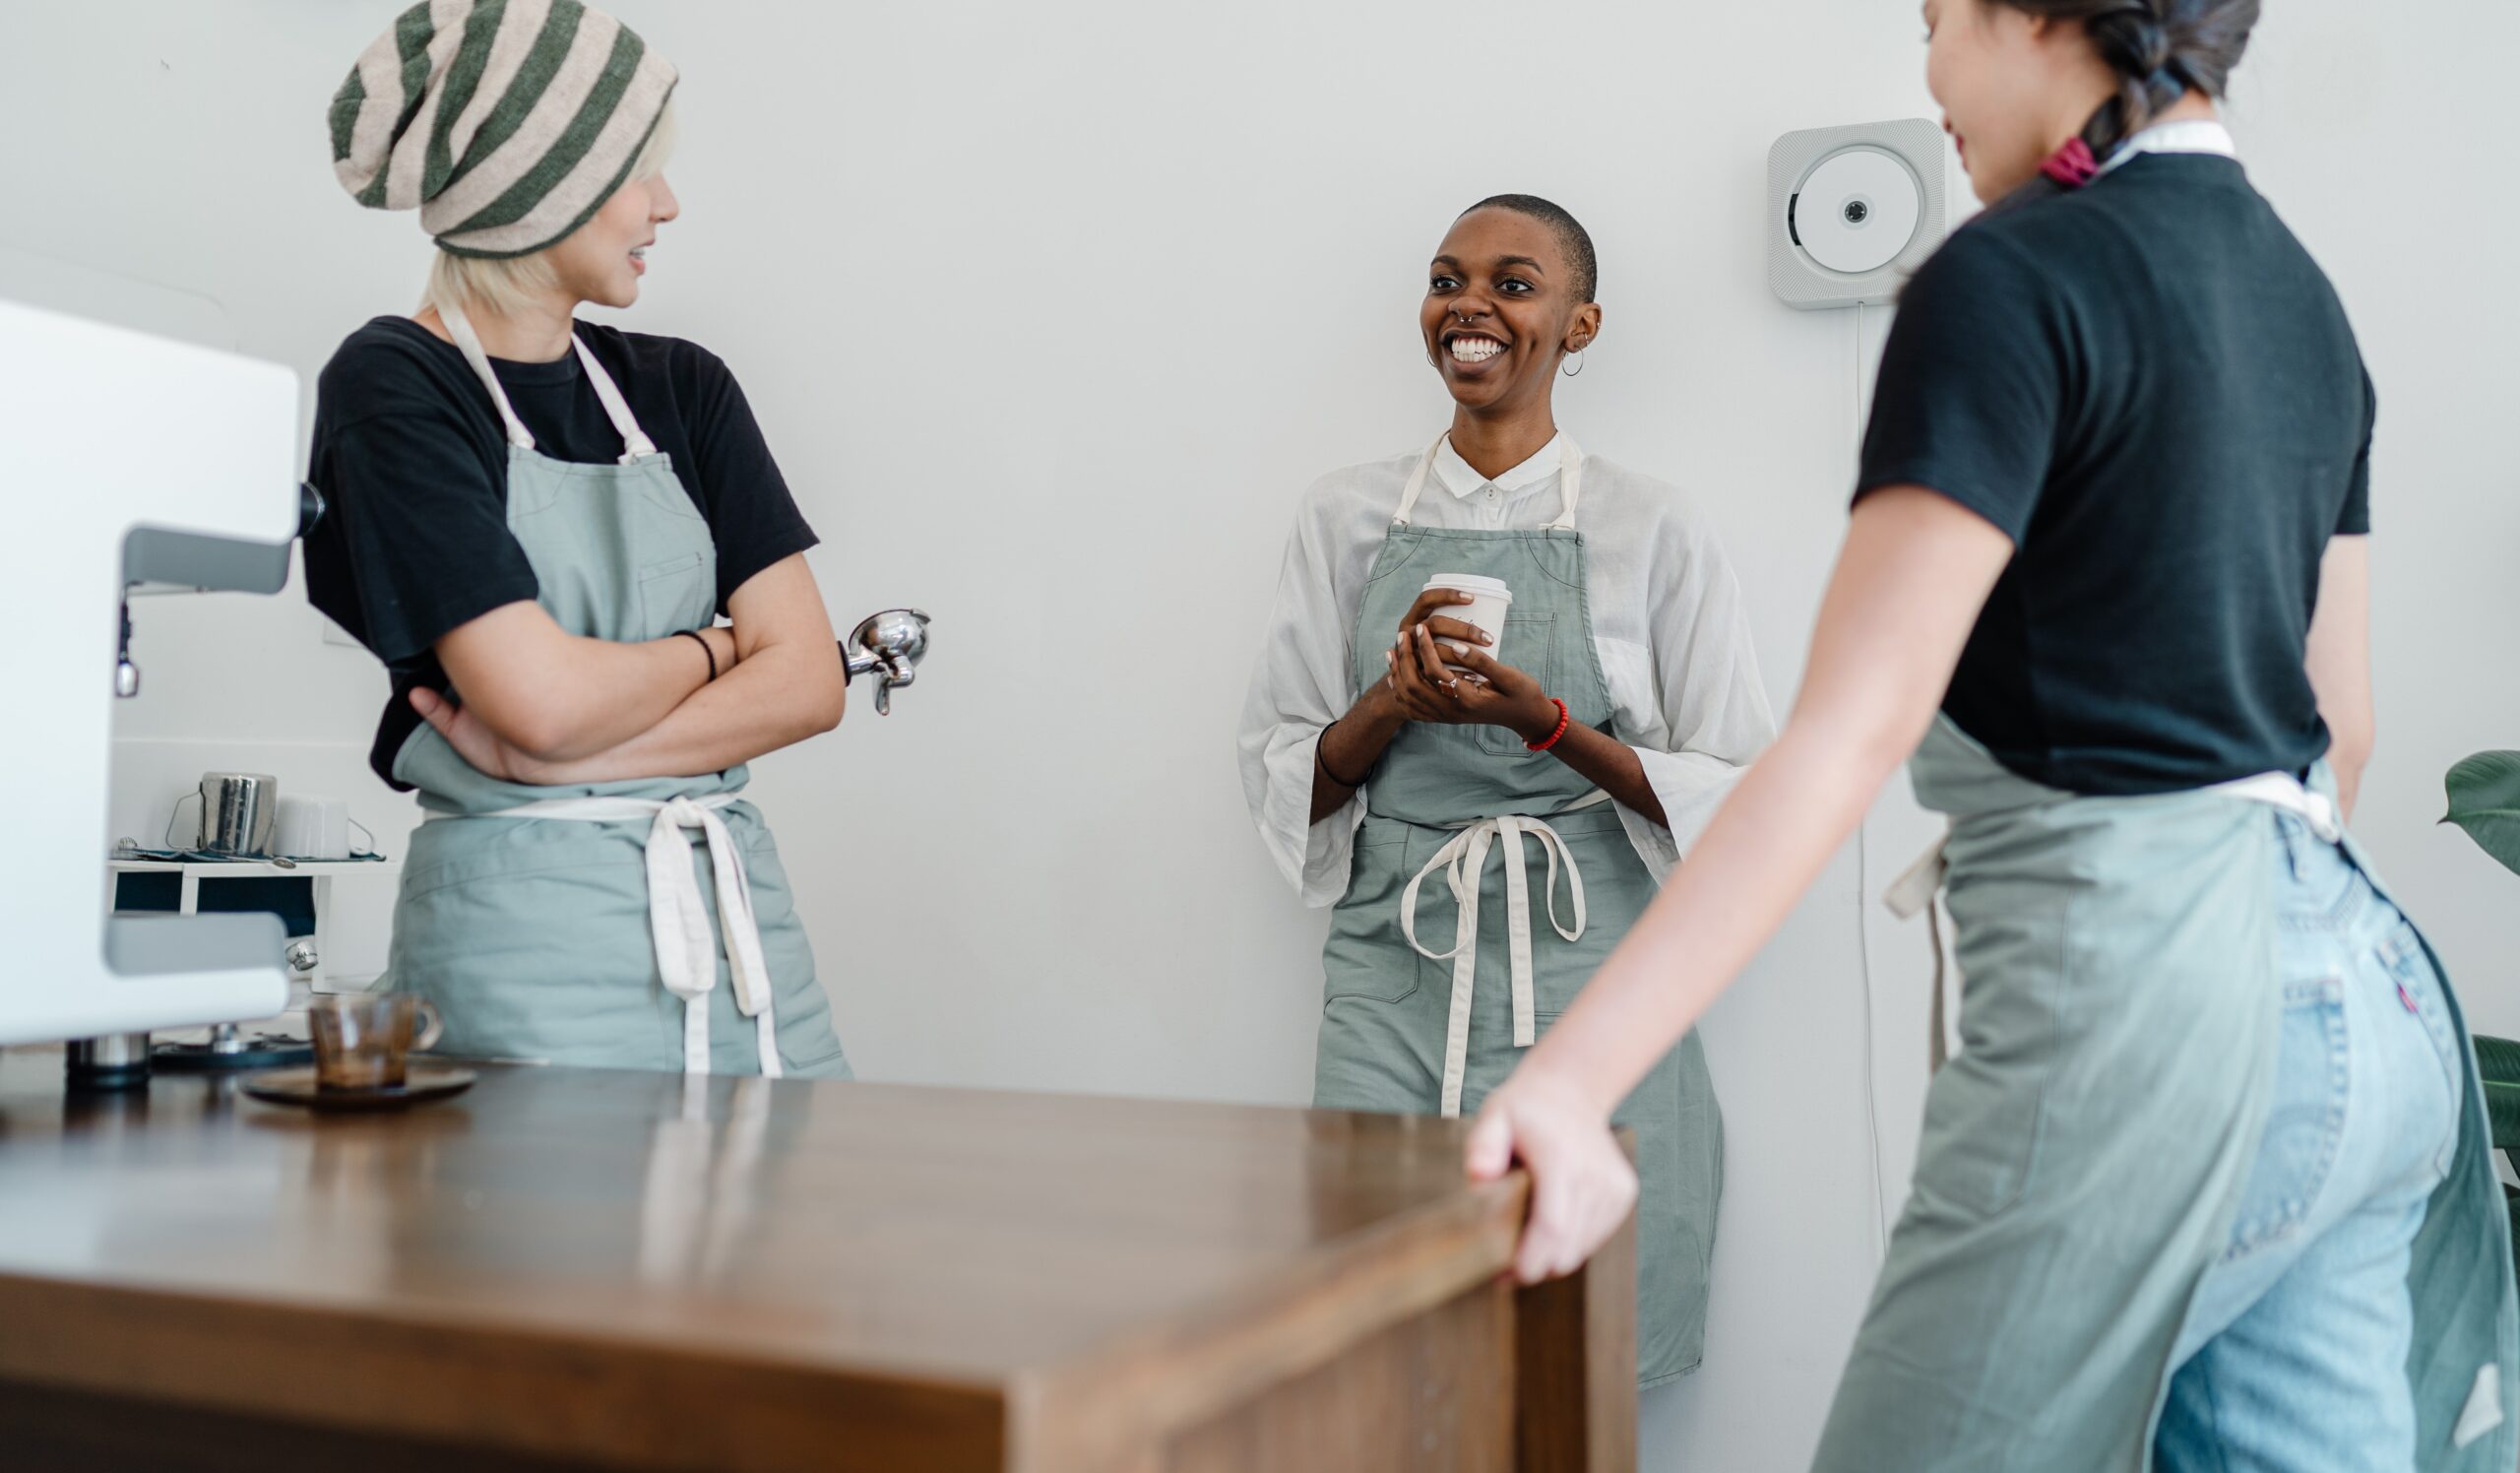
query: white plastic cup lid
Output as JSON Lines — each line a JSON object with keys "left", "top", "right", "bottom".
{"left": 1422, "top": 573, "right": 1512, "bottom": 602}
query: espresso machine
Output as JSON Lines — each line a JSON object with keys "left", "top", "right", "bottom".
{"left": 0, "top": 297, "right": 307, "bottom": 1087}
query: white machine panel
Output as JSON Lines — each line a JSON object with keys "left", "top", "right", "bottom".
{"left": 0, "top": 297, "right": 298, "bottom": 1045}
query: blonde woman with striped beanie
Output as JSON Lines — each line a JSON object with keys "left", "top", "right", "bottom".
{"left": 303, "top": 1, "right": 856, "bottom": 1078}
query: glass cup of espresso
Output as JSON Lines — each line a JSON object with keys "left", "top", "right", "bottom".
{"left": 308, "top": 993, "right": 444, "bottom": 1091}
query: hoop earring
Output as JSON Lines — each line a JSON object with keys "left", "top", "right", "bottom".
{"left": 1561, "top": 352, "right": 1586, "bottom": 378}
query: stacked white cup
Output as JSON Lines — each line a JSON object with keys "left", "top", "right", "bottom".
{"left": 273, "top": 796, "right": 353, "bottom": 861}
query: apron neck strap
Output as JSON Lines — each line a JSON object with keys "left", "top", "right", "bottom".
{"left": 438, "top": 297, "right": 535, "bottom": 451}
{"left": 1390, "top": 434, "right": 1447, "bottom": 527}
{"left": 437, "top": 298, "right": 661, "bottom": 465}
{"left": 1544, "top": 434, "right": 1584, "bottom": 530}
{"left": 1391, "top": 431, "right": 1586, "bottom": 530}
{"left": 570, "top": 333, "right": 661, "bottom": 464}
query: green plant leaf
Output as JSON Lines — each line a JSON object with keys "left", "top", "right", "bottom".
{"left": 2445, "top": 751, "right": 2520, "bottom": 878}
{"left": 2478, "top": 1035, "right": 2520, "bottom": 1152}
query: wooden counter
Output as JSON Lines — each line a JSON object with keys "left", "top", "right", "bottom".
{"left": 0, "top": 1051, "right": 1633, "bottom": 1471}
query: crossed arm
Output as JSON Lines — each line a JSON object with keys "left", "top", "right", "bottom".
{"left": 413, "top": 552, "right": 848, "bottom": 785}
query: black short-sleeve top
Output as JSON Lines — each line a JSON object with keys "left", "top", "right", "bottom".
{"left": 1857, "top": 152, "right": 2373, "bottom": 796}
{"left": 302, "top": 316, "right": 818, "bottom": 787}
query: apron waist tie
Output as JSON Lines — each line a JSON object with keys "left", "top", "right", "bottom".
{"left": 1398, "top": 790, "right": 1610, "bottom": 1117}
{"left": 427, "top": 794, "right": 781, "bottom": 1078}
{"left": 1884, "top": 770, "right": 2344, "bottom": 1070}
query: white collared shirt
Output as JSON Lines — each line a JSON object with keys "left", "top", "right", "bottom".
{"left": 2101, "top": 118, "right": 2238, "bottom": 175}
{"left": 1239, "top": 440, "right": 1779, "bottom": 903}
{"left": 1430, "top": 432, "right": 1566, "bottom": 524}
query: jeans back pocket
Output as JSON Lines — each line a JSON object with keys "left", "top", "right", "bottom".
{"left": 2221, "top": 975, "right": 2349, "bottom": 1261}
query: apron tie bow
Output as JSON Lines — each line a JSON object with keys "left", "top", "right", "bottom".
{"left": 441, "top": 791, "right": 784, "bottom": 1078}
{"left": 647, "top": 797, "right": 778, "bottom": 1022}
{"left": 1398, "top": 791, "right": 1609, "bottom": 1117}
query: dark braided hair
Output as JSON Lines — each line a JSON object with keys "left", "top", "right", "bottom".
{"left": 1460, "top": 194, "right": 1599, "bottom": 305}
{"left": 1993, "top": 0, "right": 2260, "bottom": 160}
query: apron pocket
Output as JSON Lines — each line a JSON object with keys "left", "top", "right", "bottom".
{"left": 1911, "top": 1050, "right": 2050, "bottom": 1220}
{"left": 1324, "top": 829, "right": 1424, "bottom": 1004}
{"left": 1911, "top": 932, "right": 2064, "bottom": 1220}
{"left": 392, "top": 855, "right": 681, "bottom": 1069}
{"left": 638, "top": 548, "right": 716, "bottom": 633}
{"left": 1475, "top": 611, "right": 1562, "bottom": 757}
{"left": 1909, "top": 872, "right": 2077, "bottom": 1219}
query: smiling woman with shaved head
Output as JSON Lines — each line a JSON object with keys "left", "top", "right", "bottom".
{"left": 1237, "top": 195, "right": 1776, "bottom": 1388}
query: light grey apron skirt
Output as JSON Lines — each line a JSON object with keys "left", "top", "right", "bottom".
{"left": 378, "top": 300, "right": 849, "bottom": 1079}
{"left": 1811, "top": 715, "right": 2515, "bottom": 1470}
{"left": 1312, "top": 435, "right": 1723, "bottom": 1387}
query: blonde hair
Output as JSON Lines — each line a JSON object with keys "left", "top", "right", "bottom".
{"left": 420, "top": 96, "right": 680, "bottom": 320}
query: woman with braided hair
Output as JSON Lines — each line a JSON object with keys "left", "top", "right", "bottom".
{"left": 1465, "top": 0, "right": 2520, "bottom": 1466}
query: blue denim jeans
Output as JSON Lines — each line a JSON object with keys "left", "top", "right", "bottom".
{"left": 2153, "top": 812, "right": 2468, "bottom": 1472}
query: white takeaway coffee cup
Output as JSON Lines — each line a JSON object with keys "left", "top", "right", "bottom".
{"left": 1418, "top": 574, "right": 1512, "bottom": 670}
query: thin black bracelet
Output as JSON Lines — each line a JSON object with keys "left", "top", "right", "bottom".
{"left": 676, "top": 628, "right": 719, "bottom": 682}
{"left": 1318, "top": 719, "right": 1375, "bottom": 789}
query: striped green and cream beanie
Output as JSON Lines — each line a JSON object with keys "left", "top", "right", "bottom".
{"left": 329, "top": 0, "right": 676, "bottom": 259}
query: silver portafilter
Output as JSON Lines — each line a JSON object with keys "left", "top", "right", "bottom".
{"left": 839, "top": 608, "right": 931, "bottom": 716}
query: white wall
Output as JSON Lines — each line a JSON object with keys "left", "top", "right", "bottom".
{"left": 7, "top": 2, "right": 2515, "bottom": 1467}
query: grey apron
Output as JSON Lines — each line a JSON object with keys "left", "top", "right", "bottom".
{"left": 1313, "top": 433, "right": 1723, "bottom": 1387}
{"left": 379, "top": 300, "right": 850, "bottom": 1079}
{"left": 1812, "top": 715, "right": 2516, "bottom": 1470}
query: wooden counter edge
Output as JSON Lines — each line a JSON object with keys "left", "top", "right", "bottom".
{"left": 1005, "top": 1168, "right": 1638, "bottom": 1472}
{"left": 1515, "top": 1197, "right": 1638, "bottom": 1473}
{"left": 0, "top": 1272, "right": 1006, "bottom": 1473}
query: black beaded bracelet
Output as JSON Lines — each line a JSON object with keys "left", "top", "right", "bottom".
{"left": 676, "top": 628, "right": 719, "bottom": 682}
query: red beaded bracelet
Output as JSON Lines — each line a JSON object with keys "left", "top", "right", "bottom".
{"left": 1525, "top": 697, "right": 1571, "bottom": 752}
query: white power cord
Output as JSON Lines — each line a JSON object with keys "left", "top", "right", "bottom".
{"left": 1853, "top": 298, "right": 1890, "bottom": 1263}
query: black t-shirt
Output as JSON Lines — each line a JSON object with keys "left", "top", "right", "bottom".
{"left": 1857, "top": 153, "right": 2372, "bottom": 795}
{"left": 302, "top": 316, "right": 818, "bottom": 787}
